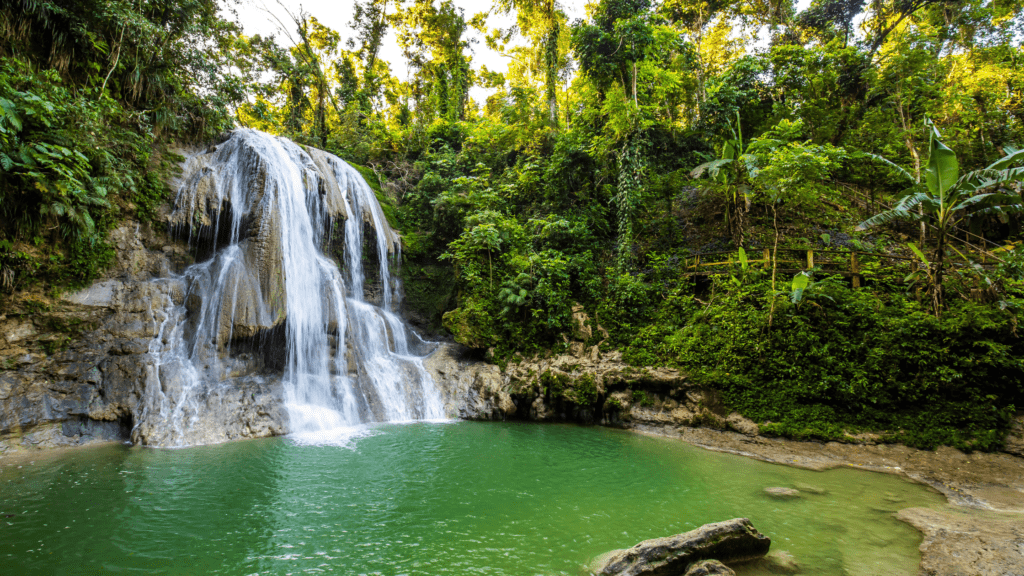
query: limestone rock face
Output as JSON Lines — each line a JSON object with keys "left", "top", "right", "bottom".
{"left": 504, "top": 348, "right": 715, "bottom": 427}
{"left": 725, "top": 412, "right": 759, "bottom": 436}
{"left": 1, "top": 214, "right": 292, "bottom": 453}
{"left": 591, "top": 518, "right": 771, "bottom": 576}
{"left": 423, "top": 343, "right": 515, "bottom": 420}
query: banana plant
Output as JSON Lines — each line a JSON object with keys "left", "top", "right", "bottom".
{"left": 858, "top": 119, "right": 1024, "bottom": 316}
{"left": 690, "top": 112, "right": 757, "bottom": 245}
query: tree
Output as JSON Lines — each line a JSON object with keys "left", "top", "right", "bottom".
{"left": 690, "top": 112, "right": 754, "bottom": 245}
{"left": 858, "top": 119, "right": 1024, "bottom": 316}
{"left": 393, "top": 0, "right": 474, "bottom": 123}
{"left": 493, "top": 0, "right": 567, "bottom": 127}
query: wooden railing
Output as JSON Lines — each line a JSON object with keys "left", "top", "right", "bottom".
{"left": 835, "top": 181, "right": 1007, "bottom": 263}
{"left": 683, "top": 247, "right": 988, "bottom": 287}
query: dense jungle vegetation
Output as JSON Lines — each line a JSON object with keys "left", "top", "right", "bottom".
{"left": 2, "top": 0, "right": 1024, "bottom": 450}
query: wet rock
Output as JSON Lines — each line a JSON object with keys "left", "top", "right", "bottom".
{"left": 764, "top": 487, "right": 801, "bottom": 499}
{"left": 422, "top": 343, "right": 513, "bottom": 420}
{"left": 683, "top": 560, "right": 735, "bottom": 576}
{"left": 132, "top": 377, "right": 287, "bottom": 446}
{"left": 591, "top": 518, "right": 771, "bottom": 576}
{"left": 751, "top": 550, "right": 800, "bottom": 574}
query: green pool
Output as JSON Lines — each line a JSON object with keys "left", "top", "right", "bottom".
{"left": 1, "top": 422, "right": 943, "bottom": 575}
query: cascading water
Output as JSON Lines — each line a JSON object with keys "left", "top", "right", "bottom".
{"left": 134, "top": 129, "right": 445, "bottom": 446}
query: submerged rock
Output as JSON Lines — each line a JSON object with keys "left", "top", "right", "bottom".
{"left": 591, "top": 518, "right": 771, "bottom": 576}
{"left": 683, "top": 560, "right": 735, "bottom": 576}
{"left": 897, "top": 507, "right": 1024, "bottom": 576}
{"left": 764, "top": 487, "right": 801, "bottom": 499}
{"left": 752, "top": 550, "right": 800, "bottom": 574}
{"left": 793, "top": 482, "right": 826, "bottom": 495}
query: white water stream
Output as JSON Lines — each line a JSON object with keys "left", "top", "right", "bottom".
{"left": 139, "top": 129, "right": 444, "bottom": 446}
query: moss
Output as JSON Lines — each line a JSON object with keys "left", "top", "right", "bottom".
{"left": 540, "top": 369, "right": 570, "bottom": 398}
{"left": 442, "top": 300, "right": 496, "bottom": 348}
{"left": 349, "top": 163, "right": 400, "bottom": 230}
{"left": 400, "top": 262, "right": 457, "bottom": 330}
{"left": 570, "top": 373, "right": 599, "bottom": 405}
{"left": 631, "top": 389, "right": 653, "bottom": 407}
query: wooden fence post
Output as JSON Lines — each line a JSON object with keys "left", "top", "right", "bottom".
{"left": 763, "top": 248, "right": 770, "bottom": 268}
{"left": 807, "top": 249, "right": 814, "bottom": 269}
{"left": 851, "top": 252, "right": 861, "bottom": 289}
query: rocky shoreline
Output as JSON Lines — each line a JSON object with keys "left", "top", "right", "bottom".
{"left": 5, "top": 325, "right": 1023, "bottom": 575}
{"left": 424, "top": 342, "right": 1024, "bottom": 576}
{"left": 626, "top": 423, "right": 1024, "bottom": 576}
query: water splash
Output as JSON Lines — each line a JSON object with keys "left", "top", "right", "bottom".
{"left": 137, "top": 129, "right": 444, "bottom": 446}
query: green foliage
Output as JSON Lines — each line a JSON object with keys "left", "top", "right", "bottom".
{"left": 664, "top": 278, "right": 1021, "bottom": 451}
{"left": 858, "top": 121, "right": 1024, "bottom": 315}
{"left": 0, "top": 0, "right": 238, "bottom": 290}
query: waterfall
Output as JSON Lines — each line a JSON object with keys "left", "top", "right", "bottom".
{"left": 135, "top": 129, "right": 444, "bottom": 447}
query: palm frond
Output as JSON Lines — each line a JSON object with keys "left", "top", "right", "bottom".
{"left": 857, "top": 207, "right": 919, "bottom": 230}
{"left": 955, "top": 192, "right": 1024, "bottom": 211}
{"left": 690, "top": 158, "right": 733, "bottom": 179}
{"left": 986, "top": 146, "right": 1024, "bottom": 171}
{"left": 855, "top": 151, "right": 915, "bottom": 183}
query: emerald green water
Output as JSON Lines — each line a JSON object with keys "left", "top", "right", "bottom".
{"left": 1, "top": 422, "right": 942, "bottom": 575}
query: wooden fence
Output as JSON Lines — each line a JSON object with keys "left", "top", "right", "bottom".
{"left": 683, "top": 247, "right": 989, "bottom": 287}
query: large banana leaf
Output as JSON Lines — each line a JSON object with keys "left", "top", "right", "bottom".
{"left": 959, "top": 193, "right": 1024, "bottom": 217}
{"left": 985, "top": 146, "right": 1024, "bottom": 171}
{"left": 856, "top": 192, "right": 931, "bottom": 230}
{"left": 925, "top": 124, "right": 958, "bottom": 197}
{"left": 690, "top": 158, "right": 733, "bottom": 179}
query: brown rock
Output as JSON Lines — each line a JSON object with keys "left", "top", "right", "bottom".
{"left": 725, "top": 412, "right": 759, "bottom": 436}
{"left": 591, "top": 518, "right": 771, "bottom": 576}
{"left": 1004, "top": 413, "right": 1024, "bottom": 457}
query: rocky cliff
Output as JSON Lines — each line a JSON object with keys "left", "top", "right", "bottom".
{"left": 0, "top": 220, "right": 289, "bottom": 455}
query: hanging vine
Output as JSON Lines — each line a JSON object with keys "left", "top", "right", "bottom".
{"left": 616, "top": 132, "right": 649, "bottom": 270}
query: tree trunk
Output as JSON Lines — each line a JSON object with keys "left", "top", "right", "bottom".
{"left": 933, "top": 230, "right": 945, "bottom": 318}
{"left": 768, "top": 203, "right": 780, "bottom": 327}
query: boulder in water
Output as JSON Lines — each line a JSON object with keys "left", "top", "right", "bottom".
{"left": 591, "top": 518, "right": 771, "bottom": 576}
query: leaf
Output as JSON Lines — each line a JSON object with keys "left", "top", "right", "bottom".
{"left": 690, "top": 158, "right": 733, "bottom": 179}
{"left": 907, "top": 242, "right": 929, "bottom": 265}
{"left": 985, "top": 146, "right": 1024, "bottom": 171}
{"left": 737, "top": 246, "right": 748, "bottom": 271}
{"left": 924, "top": 120, "right": 958, "bottom": 196}
{"left": 855, "top": 151, "right": 914, "bottom": 183}
{"left": 790, "top": 272, "right": 810, "bottom": 304}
